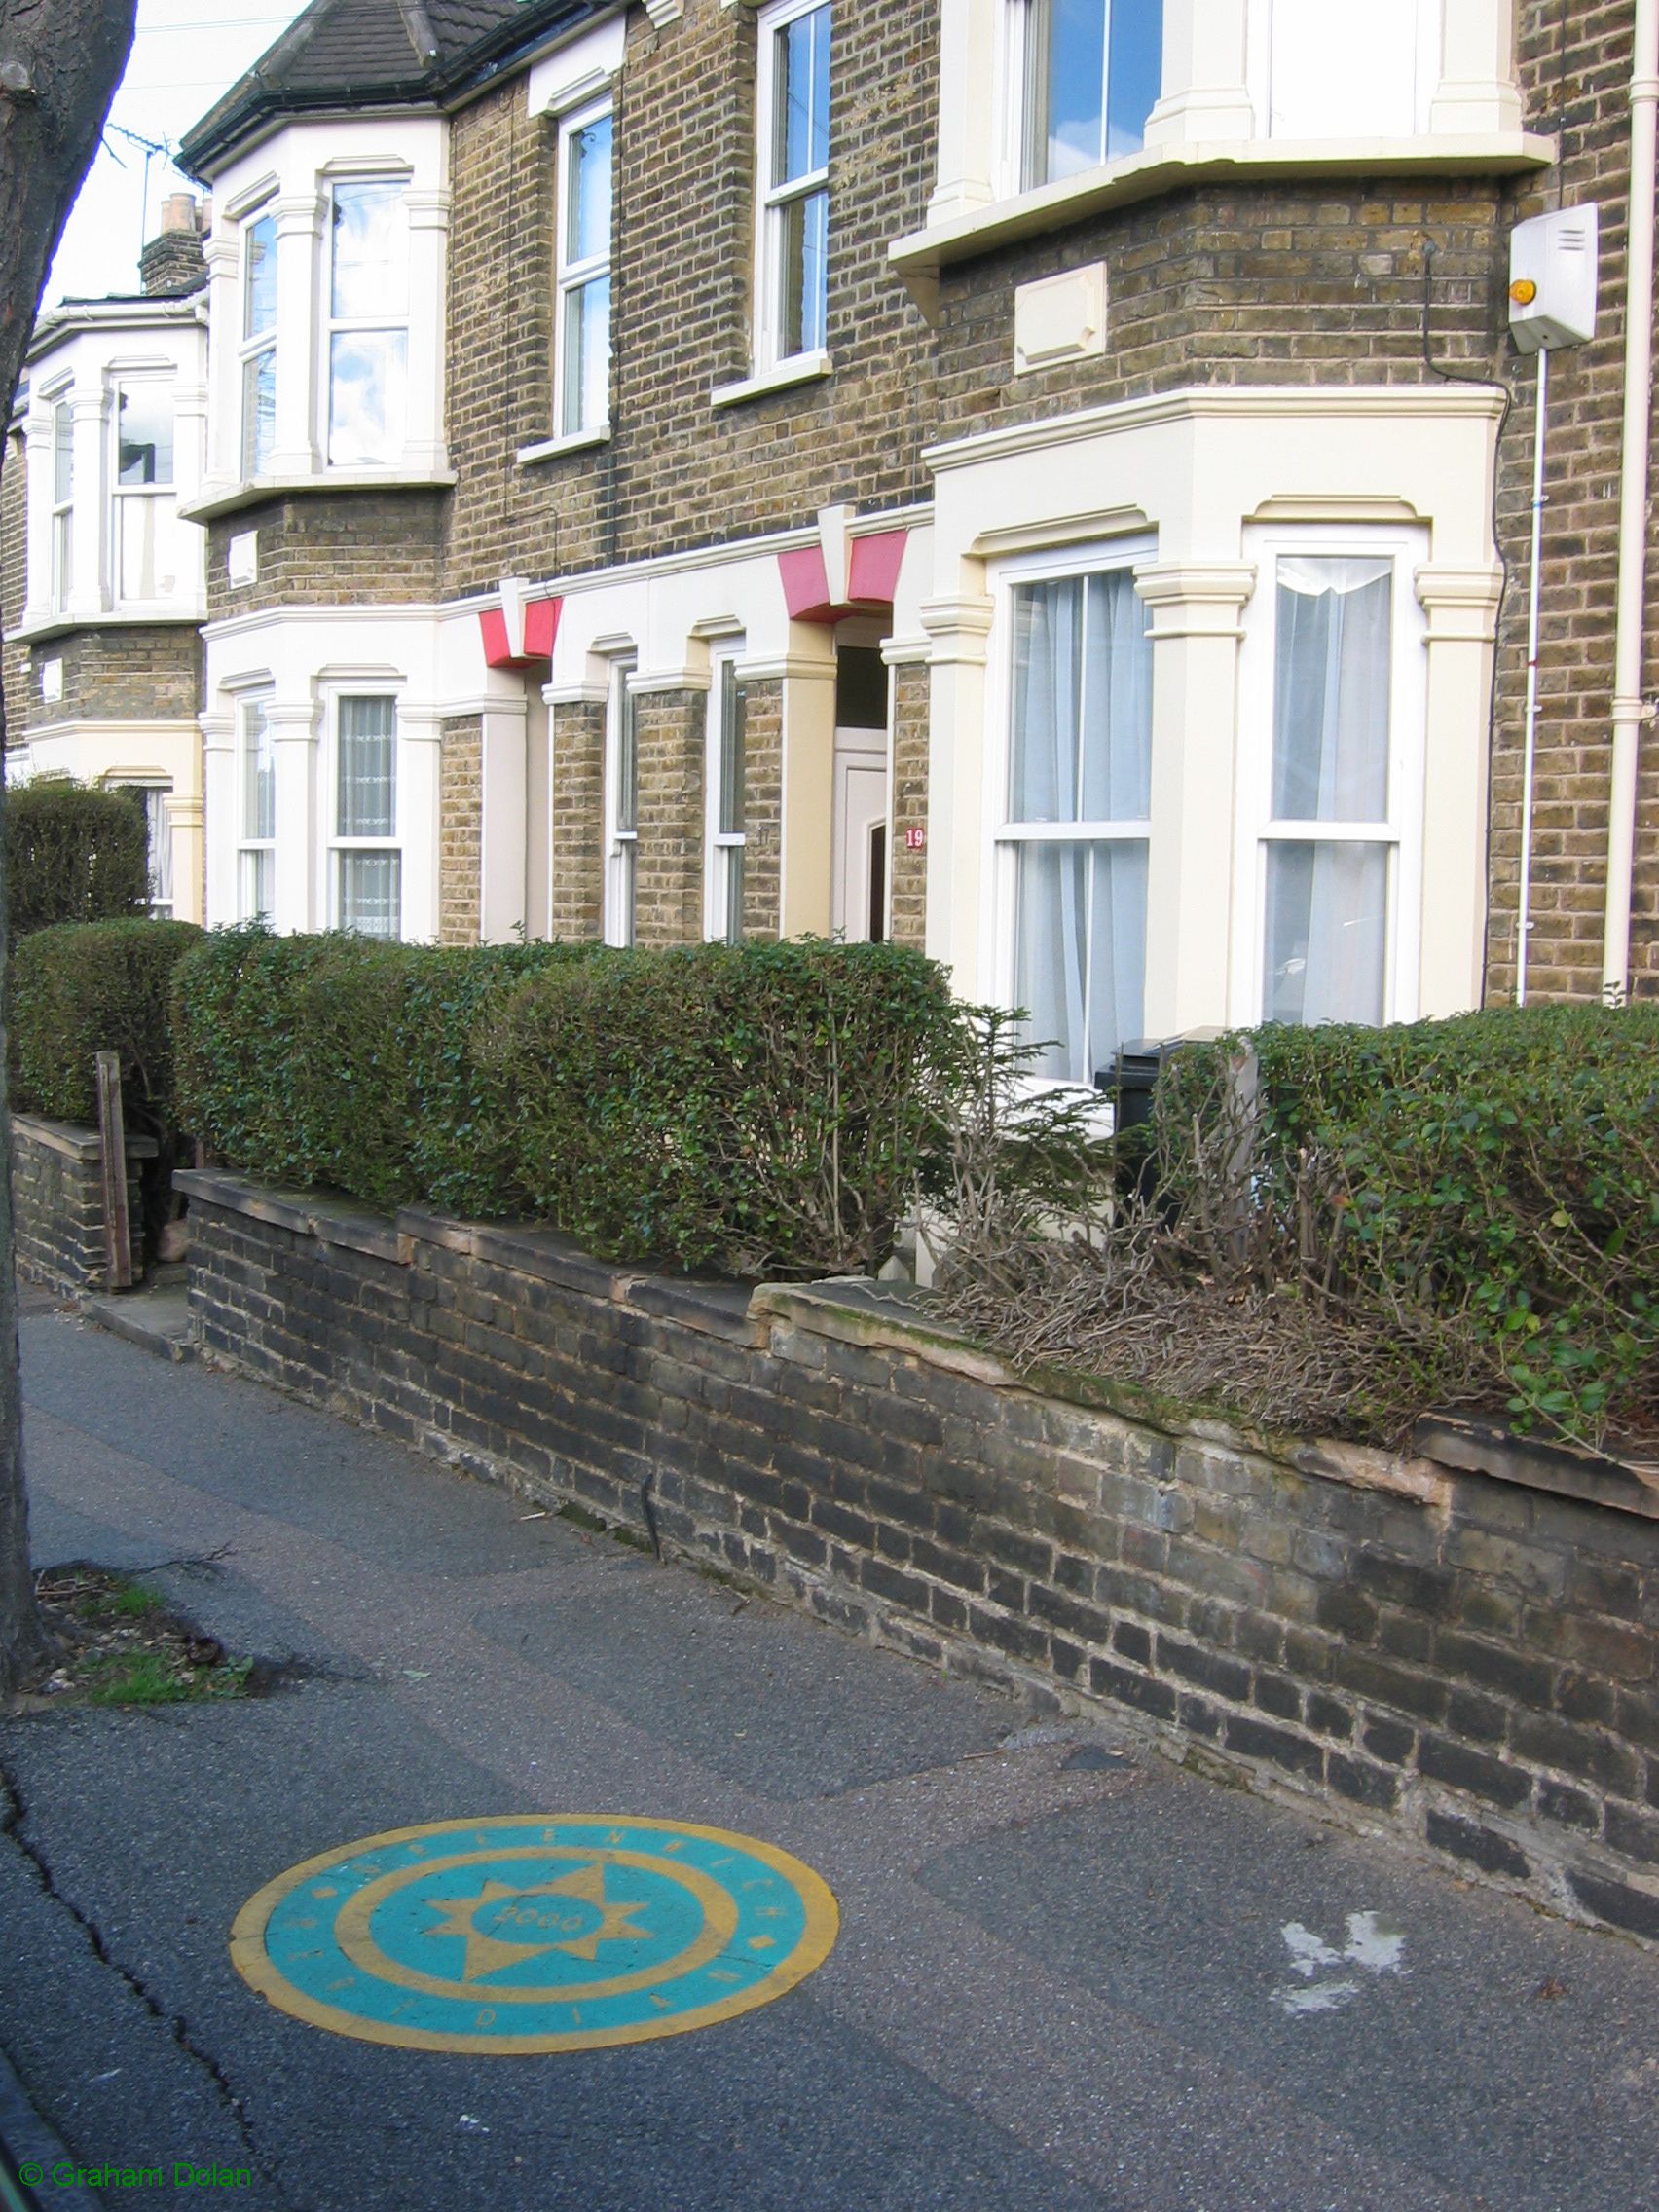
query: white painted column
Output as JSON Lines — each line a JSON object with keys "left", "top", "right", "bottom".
{"left": 404, "top": 189, "right": 452, "bottom": 476}
{"left": 200, "top": 711, "right": 237, "bottom": 928}
{"left": 1144, "top": 0, "right": 1255, "bottom": 149}
{"left": 919, "top": 587, "right": 995, "bottom": 986}
{"left": 21, "top": 407, "right": 55, "bottom": 627}
{"left": 171, "top": 376, "right": 210, "bottom": 617}
{"left": 398, "top": 706, "right": 444, "bottom": 943}
{"left": 479, "top": 695, "right": 530, "bottom": 944}
{"left": 764, "top": 646, "right": 835, "bottom": 940}
{"left": 271, "top": 192, "right": 323, "bottom": 479}
{"left": 1134, "top": 562, "right": 1255, "bottom": 1036}
{"left": 67, "top": 386, "right": 109, "bottom": 618}
{"left": 927, "top": 0, "right": 1000, "bottom": 224}
{"left": 1416, "top": 565, "right": 1502, "bottom": 1017}
{"left": 202, "top": 229, "right": 242, "bottom": 487}
{"left": 1429, "top": 0, "right": 1522, "bottom": 137}
{"left": 267, "top": 698, "right": 319, "bottom": 933}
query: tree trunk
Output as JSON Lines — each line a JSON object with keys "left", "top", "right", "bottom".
{"left": 0, "top": 0, "right": 137, "bottom": 1695}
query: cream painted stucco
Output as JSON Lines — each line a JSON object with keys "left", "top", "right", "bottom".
{"left": 919, "top": 384, "right": 1505, "bottom": 1037}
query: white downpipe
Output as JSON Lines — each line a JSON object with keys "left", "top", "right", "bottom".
{"left": 1517, "top": 345, "right": 1548, "bottom": 1006}
{"left": 1604, "top": 0, "right": 1659, "bottom": 1006}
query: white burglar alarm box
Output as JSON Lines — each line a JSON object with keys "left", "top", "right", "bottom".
{"left": 1508, "top": 204, "right": 1601, "bottom": 352}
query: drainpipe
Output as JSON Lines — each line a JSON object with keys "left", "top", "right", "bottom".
{"left": 1604, "top": 0, "right": 1659, "bottom": 1005}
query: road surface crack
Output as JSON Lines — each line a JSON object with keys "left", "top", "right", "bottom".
{"left": 0, "top": 1753, "right": 293, "bottom": 2208}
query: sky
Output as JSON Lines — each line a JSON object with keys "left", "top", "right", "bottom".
{"left": 47, "top": 0, "right": 311, "bottom": 307}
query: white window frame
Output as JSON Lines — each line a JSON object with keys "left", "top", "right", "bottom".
{"left": 704, "top": 648, "right": 748, "bottom": 944}
{"left": 328, "top": 690, "right": 402, "bottom": 938}
{"left": 604, "top": 656, "right": 639, "bottom": 947}
{"left": 109, "top": 375, "right": 176, "bottom": 608}
{"left": 239, "top": 206, "right": 277, "bottom": 480}
{"left": 49, "top": 394, "right": 73, "bottom": 615}
{"left": 1244, "top": 0, "right": 1440, "bottom": 141}
{"left": 322, "top": 173, "right": 411, "bottom": 469}
{"left": 753, "top": 0, "right": 831, "bottom": 375}
{"left": 553, "top": 94, "right": 613, "bottom": 439}
{"left": 983, "top": 533, "right": 1157, "bottom": 1092}
{"left": 237, "top": 693, "right": 276, "bottom": 925}
{"left": 998, "top": 0, "right": 1163, "bottom": 197}
{"left": 1231, "top": 523, "right": 1429, "bottom": 1029}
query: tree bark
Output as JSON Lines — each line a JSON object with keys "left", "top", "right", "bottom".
{"left": 0, "top": 0, "right": 137, "bottom": 1695}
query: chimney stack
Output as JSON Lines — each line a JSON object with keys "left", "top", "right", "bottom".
{"left": 139, "top": 193, "right": 207, "bottom": 298}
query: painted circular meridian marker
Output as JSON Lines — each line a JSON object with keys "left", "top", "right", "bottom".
{"left": 230, "top": 1814, "right": 838, "bottom": 2053}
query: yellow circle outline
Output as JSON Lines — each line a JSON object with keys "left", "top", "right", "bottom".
{"left": 230, "top": 1814, "right": 839, "bottom": 2055}
{"left": 333, "top": 1845, "right": 737, "bottom": 2004}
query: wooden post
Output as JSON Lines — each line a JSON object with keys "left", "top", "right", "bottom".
{"left": 95, "top": 1050, "right": 133, "bottom": 1292}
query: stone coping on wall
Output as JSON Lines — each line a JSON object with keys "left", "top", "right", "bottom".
{"left": 174, "top": 1166, "right": 1656, "bottom": 1524}
{"left": 13, "top": 1112, "right": 158, "bottom": 1163}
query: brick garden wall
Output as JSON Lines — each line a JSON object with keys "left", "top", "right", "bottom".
{"left": 12, "top": 1115, "right": 157, "bottom": 1294}
{"left": 178, "top": 1164, "right": 1659, "bottom": 1945}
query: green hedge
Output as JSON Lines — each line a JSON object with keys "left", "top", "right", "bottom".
{"left": 1156, "top": 1006, "right": 1659, "bottom": 1446}
{"left": 5, "top": 779, "right": 152, "bottom": 939}
{"left": 172, "top": 930, "right": 588, "bottom": 1216}
{"left": 10, "top": 918, "right": 204, "bottom": 1133}
{"left": 172, "top": 929, "right": 959, "bottom": 1275}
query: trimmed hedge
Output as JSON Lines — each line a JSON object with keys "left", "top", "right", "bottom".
{"left": 172, "top": 929, "right": 959, "bottom": 1275}
{"left": 172, "top": 930, "right": 589, "bottom": 1216}
{"left": 10, "top": 918, "right": 205, "bottom": 1134}
{"left": 5, "top": 779, "right": 152, "bottom": 939}
{"left": 476, "top": 938, "right": 959, "bottom": 1273}
{"left": 1155, "top": 1006, "right": 1659, "bottom": 1448}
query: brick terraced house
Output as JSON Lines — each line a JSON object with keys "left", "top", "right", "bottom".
{"left": 1, "top": 198, "right": 212, "bottom": 919}
{"left": 9, "top": 0, "right": 1656, "bottom": 1056}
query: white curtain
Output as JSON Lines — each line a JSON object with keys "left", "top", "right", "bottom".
{"left": 338, "top": 696, "right": 396, "bottom": 838}
{"left": 1010, "top": 571, "right": 1150, "bottom": 1080}
{"left": 1266, "top": 558, "right": 1391, "bottom": 1025}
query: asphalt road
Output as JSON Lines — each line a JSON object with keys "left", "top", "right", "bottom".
{"left": 3, "top": 1291, "right": 1659, "bottom": 2212}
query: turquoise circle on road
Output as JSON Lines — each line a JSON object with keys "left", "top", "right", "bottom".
{"left": 231, "top": 1814, "right": 839, "bottom": 2052}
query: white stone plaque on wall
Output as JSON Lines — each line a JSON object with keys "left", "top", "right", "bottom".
{"left": 1014, "top": 264, "right": 1108, "bottom": 377}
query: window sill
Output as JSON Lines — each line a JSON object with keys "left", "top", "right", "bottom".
{"left": 516, "top": 424, "right": 610, "bottom": 465}
{"left": 710, "top": 351, "right": 831, "bottom": 410}
{"left": 178, "top": 464, "right": 459, "bottom": 526}
{"left": 7, "top": 603, "right": 207, "bottom": 645}
{"left": 889, "top": 130, "right": 1557, "bottom": 313}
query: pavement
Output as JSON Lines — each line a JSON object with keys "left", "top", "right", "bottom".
{"left": 3, "top": 1285, "right": 1659, "bottom": 2211}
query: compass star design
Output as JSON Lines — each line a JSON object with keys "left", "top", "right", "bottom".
{"left": 424, "top": 1862, "right": 651, "bottom": 1983}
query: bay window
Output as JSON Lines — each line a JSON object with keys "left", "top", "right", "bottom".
{"left": 238, "top": 697, "right": 275, "bottom": 923}
{"left": 605, "top": 660, "right": 639, "bottom": 948}
{"left": 706, "top": 655, "right": 747, "bottom": 944}
{"left": 327, "top": 179, "right": 409, "bottom": 467}
{"left": 555, "top": 101, "right": 613, "bottom": 437}
{"left": 1011, "top": 0, "right": 1162, "bottom": 189}
{"left": 1241, "top": 539, "right": 1425, "bottom": 1028}
{"left": 998, "top": 558, "right": 1153, "bottom": 1085}
{"left": 240, "top": 211, "right": 276, "bottom": 478}
{"left": 50, "top": 399, "right": 73, "bottom": 614}
{"left": 112, "top": 381, "right": 176, "bottom": 603}
{"left": 756, "top": 0, "right": 830, "bottom": 366}
{"left": 334, "top": 695, "right": 400, "bottom": 936}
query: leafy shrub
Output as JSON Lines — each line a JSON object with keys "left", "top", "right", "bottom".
{"left": 478, "top": 938, "right": 960, "bottom": 1274}
{"left": 1157, "top": 1007, "right": 1659, "bottom": 1447}
{"left": 5, "top": 779, "right": 151, "bottom": 939}
{"left": 173, "top": 929, "right": 959, "bottom": 1276}
{"left": 936, "top": 1004, "right": 1659, "bottom": 1454}
{"left": 10, "top": 918, "right": 204, "bottom": 1134}
{"left": 171, "top": 929, "right": 589, "bottom": 1211}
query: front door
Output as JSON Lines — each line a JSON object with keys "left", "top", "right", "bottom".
{"left": 831, "top": 727, "right": 888, "bottom": 942}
